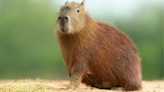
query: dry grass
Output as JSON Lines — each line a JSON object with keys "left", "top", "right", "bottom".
{"left": 0, "top": 79, "right": 163, "bottom": 92}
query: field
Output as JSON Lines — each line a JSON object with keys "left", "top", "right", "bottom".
{"left": 0, "top": 79, "right": 163, "bottom": 92}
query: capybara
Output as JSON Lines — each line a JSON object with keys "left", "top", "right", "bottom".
{"left": 55, "top": 0, "right": 142, "bottom": 91}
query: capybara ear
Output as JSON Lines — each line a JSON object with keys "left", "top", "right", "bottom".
{"left": 65, "top": 1, "right": 69, "bottom": 4}
{"left": 81, "top": 0, "right": 85, "bottom": 7}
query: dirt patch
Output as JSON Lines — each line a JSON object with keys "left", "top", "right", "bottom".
{"left": 0, "top": 79, "right": 164, "bottom": 92}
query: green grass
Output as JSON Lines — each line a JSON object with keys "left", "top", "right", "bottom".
{"left": 41, "top": 80, "right": 47, "bottom": 92}
{"left": 0, "top": 86, "right": 44, "bottom": 92}
{"left": 0, "top": 85, "right": 44, "bottom": 92}
{"left": 0, "top": 80, "right": 51, "bottom": 92}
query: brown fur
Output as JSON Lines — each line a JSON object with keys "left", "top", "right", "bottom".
{"left": 55, "top": 0, "right": 142, "bottom": 91}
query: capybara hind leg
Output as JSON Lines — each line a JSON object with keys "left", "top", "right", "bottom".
{"left": 124, "top": 82, "right": 142, "bottom": 91}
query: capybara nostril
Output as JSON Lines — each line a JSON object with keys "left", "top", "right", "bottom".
{"left": 64, "top": 17, "right": 68, "bottom": 21}
{"left": 58, "top": 17, "right": 61, "bottom": 20}
{"left": 58, "top": 15, "right": 68, "bottom": 22}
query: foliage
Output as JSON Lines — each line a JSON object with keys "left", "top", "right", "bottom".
{"left": 0, "top": 0, "right": 68, "bottom": 79}
{"left": 113, "top": 5, "right": 163, "bottom": 80}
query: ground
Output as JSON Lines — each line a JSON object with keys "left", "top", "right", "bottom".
{"left": 0, "top": 79, "right": 163, "bottom": 92}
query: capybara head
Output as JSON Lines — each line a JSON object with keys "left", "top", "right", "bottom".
{"left": 56, "top": 0, "right": 87, "bottom": 34}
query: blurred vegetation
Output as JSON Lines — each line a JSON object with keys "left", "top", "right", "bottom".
{"left": 114, "top": 5, "right": 163, "bottom": 80}
{"left": 0, "top": 0, "right": 68, "bottom": 80}
{"left": 0, "top": 0, "right": 163, "bottom": 80}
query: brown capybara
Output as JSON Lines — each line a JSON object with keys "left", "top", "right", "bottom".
{"left": 55, "top": 0, "right": 142, "bottom": 91}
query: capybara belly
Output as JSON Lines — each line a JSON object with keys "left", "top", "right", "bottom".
{"left": 82, "top": 74, "right": 118, "bottom": 89}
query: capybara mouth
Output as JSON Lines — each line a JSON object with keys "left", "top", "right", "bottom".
{"left": 61, "top": 27, "right": 65, "bottom": 32}
{"left": 62, "top": 29, "right": 67, "bottom": 32}
{"left": 61, "top": 27, "right": 69, "bottom": 32}
{"left": 61, "top": 28, "right": 64, "bottom": 32}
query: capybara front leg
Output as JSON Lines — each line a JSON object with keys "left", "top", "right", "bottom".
{"left": 66, "top": 62, "right": 87, "bottom": 90}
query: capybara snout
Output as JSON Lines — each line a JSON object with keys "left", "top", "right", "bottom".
{"left": 57, "top": 12, "right": 70, "bottom": 32}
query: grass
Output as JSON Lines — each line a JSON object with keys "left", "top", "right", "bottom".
{"left": 41, "top": 80, "right": 47, "bottom": 92}
{"left": 1, "top": 85, "right": 36, "bottom": 92}
{"left": 0, "top": 80, "right": 50, "bottom": 92}
{"left": 0, "top": 85, "right": 44, "bottom": 92}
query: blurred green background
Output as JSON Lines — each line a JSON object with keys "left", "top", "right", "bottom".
{"left": 0, "top": 0, "right": 163, "bottom": 80}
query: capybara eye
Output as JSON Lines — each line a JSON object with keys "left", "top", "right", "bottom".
{"left": 77, "top": 10, "right": 80, "bottom": 13}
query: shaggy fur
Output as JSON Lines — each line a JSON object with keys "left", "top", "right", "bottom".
{"left": 55, "top": 0, "right": 142, "bottom": 91}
